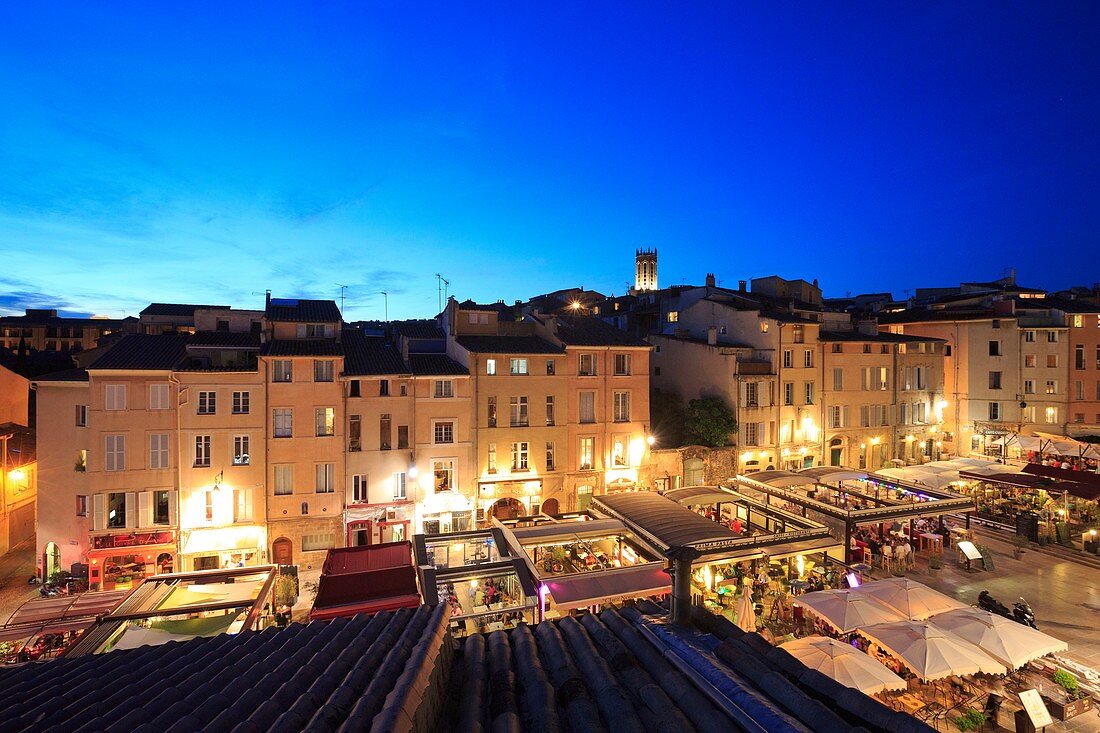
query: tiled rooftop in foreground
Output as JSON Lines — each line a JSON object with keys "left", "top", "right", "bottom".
{"left": 0, "top": 602, "right": 934, "bottom": 733}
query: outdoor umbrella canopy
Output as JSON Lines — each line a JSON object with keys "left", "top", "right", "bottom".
{"left": 854, "top": 578, "right": 968, "bottom": 621}
{"left": 929, "top": 607, "right": 1068, "bottom": 669}
{"left": 794, "top": 589, "right": 905, "bottom": 633}
{"left": 858, "top": 621, "right": 1006, "bottom": 681}
{"left": 735, "top": 589, "right": 757, "bottom": 632}
{"left": 780, "top": 636, "right": 907, "bottom": 694}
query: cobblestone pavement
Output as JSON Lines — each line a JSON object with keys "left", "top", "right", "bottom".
{"left": 0, "top": 540, "right": 38, "bottom": 623}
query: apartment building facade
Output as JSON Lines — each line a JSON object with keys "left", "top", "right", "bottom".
{"left": 880, "top": 295, "right": 1086, "bottom": 455}
{"left": 650, "top": 282, "right": 947, "bottom": 473}
{"left": 446, "top": 300, "right": 653, "bottom": 519}
{"left": 0, "top": 309, "right": 128, "bottom": 352}
{"left": 33, "top": 294, "right": 647, "bottom": 583}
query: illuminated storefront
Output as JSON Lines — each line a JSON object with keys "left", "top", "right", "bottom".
{"left": 87, "top": 531, "right": 177, "bottom": 591}
{"left": 178, "top": 525, "right": 266, "bottom": 571}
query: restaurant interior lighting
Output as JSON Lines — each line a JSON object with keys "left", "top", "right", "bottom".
{"left": 8, "top": 469, "right": 25, "bottom": 482}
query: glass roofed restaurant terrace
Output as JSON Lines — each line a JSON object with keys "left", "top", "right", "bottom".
{"left": 736, "top": 466, "right": 977, "bottom": 564}
{"left": 414, "top": 528, "right": 539, "bottom": 637}
{"left": 493, "top": 512, "right": 671, "bottom": 617}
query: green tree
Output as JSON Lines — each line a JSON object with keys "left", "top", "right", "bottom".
{"left": 684, "top": 396, "right": 737, "bottom": 447}
{"left": 649, "top": 390, "right": 686, "bottom": 448}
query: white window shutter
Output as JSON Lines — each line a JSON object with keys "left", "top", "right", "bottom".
{"left": 125, "top": 492, "right": 137, "bottom": 529}
{"left": 842, "top": 406, "right": 849, "bottom": 428}
{"left": 138, "top": 492, "right": 152, "bottom": 528}
{"left": 168, "top": 490, "right": 178, "bottom": 527}
{"left": 92, "top": 494, "right": 106, "bottom": 531}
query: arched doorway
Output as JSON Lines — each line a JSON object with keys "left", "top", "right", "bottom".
{"left": 156, "top": 552, "right": 174, "bottom": 574}
{"left": 490, "top": 497, "right": 525, "bottom": 520}
{"left": 43, "top": 542, "right": 61, "bottom": 581}
{"left": 829, "top": 438, "right": 844, "bottom": 467}
{"left": 272, "top": 537, "right": 293, "bottom": 566}
{"left": 541, "top": 498, "right": 560, "bottom": 516}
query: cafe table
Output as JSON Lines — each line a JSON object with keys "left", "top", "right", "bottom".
{"left": 918, "top": 533, "right": 943, "bottom": 554}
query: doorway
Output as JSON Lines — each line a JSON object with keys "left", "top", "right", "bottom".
{"left": 272, "top": 537, "right": 293, "bottom": 565}
{"left": 541, "top": 498, "right": 560, "bottom": 515}
{"left": 490, "top": 497, "right": 525, "bottom": 520}
{"left": 829, "top": 438, "right": 843, "bottom": 466}
{"left": 44, "top": 542, "right": 61, "bottom": 580}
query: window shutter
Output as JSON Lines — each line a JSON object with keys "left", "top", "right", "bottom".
{"left": 124, "top": 492, "right": 137, "bottom": 529}
{"left": 138, "top": 491, "right": 152, "bottom": 528}
{"left": 168, "top": 490, "right": 178, "bottom": 527}
{"left": 842, "top": 407, "right": 849, "bottom": 428}
{"left": 92, "top": 494, "right": 106, "bottom": 531}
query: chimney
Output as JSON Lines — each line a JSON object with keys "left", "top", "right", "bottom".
{"left": 705, "top": 273, "right": 716, "bottom": 288}
{"left": 707, "top": 327, "right": 717, "bottom": 346}
{"left": 738, "top": 280, "right": 747, "bottom": 292}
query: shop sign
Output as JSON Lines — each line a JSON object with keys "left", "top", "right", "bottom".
{"left": 92, "top": 531, "right": 174, "bottom": 550}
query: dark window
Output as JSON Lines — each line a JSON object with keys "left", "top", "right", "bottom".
{"left": 154, "top": 490, "right": 170, "bottom": 524}
{"left": 349, "top": 380, "right": 361, "bottom": 398}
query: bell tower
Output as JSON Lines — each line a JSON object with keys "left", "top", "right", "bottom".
{"left": 634, "top": 247, "right": 658, "bottom": 292}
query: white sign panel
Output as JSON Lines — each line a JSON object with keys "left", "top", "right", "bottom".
{"left": 1018, "top": 688, "right": 1053, "bottom": 728}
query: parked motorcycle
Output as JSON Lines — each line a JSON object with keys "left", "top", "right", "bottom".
{"left": 1013, "top": 597, "right": 1037, "bottom": 629}
{"left": 27, "top": 576, "right": 39, "bottom": 585}
{"left": 977, "top": 590, "right": 1013, "bottom": 619}
{"left": 38, "top": 584, "right": 61, "bottom": 598}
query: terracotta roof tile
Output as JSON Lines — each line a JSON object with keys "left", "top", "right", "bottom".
{"left": 408, "top": 354, "right": 468, "bottom": 375}
{"left": 86, "top": 335, "right": 190, "bottom": 370}
{"left": 261, "top": 339, "right": 344, "bottom": 357}
{"left": 264, "top": 298, "right": 342, "bottom": 323}
{"left": 455, "top": 335, "right": 563, "bottom": 354}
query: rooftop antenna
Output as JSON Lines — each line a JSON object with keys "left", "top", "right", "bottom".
{"left": 380, "top": 291, "right": 389, "bottom": 321}
{"left": 435, "top": 274, "right": 449, "bottom": 312}
{"left": 337, "top": 284, "right": 348, "bottom": 313}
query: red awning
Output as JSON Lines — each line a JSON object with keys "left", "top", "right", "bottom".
{"left": 1023, "top": 464, "right": 1100, "bottom": 499}
{"left": 320, "top": 541, "right": 413, "bottom": 575}
{"left": 310, "top": 565, "right": 420, "bottom": 620}
{"left": 543, "top": 564, "right": 670, "bottom": 612}
{"left": 309, "top": 594, "right": 421, "bottom": 621}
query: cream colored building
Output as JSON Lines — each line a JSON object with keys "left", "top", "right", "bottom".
{"left": 446, "top": 300, "right": 652, "bottom": 518}
{"left": 882, "top": 298, "right": 1071, "bottom": 455}
{"left": 651, "top": 279, "right": 947, "bottom": 472}
{"left": 31, "top": 369, "right": 90, "bottom": 578}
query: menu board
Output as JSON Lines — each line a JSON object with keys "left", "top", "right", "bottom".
{"left": 956, "top": 540, "right": 982, "bottom": 561}
{"left": 1018, "top": 689, "right": 1053, "bottom": 728}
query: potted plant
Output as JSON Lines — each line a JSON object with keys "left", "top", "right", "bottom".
{"left": 928, "top": 555, "right": 943, "bottom": 573}
{"left": 951, "top": 708, "right": 986, "bottom": 731}
{"left": 1044, "top": 670, "right": 1094, "bottom": 721}
{"left": 1013, "top": 535, "right": 1028, "bottom": 559}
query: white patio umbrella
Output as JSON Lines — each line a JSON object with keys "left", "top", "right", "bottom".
{"left": 735, "top": 588, "right": 757, "bottom": 632}
{"left": 793, "top": 589, "right": 905, "bottom": 634}
{"left": 855, "top": 578, "right": 968, "bottom": 621}
{"left": 929, "top": 607, "right": 1068, "bottom": 669}
{"left": 780, "top": 636, "right": 907, "bottom": 694}
{"left": 858, "top": 621, "right": 1006, "bottom": 681}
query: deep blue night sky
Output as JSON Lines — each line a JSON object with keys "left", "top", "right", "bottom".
{"left": 1, "top": 3, "right": 1098, "bottom": 320}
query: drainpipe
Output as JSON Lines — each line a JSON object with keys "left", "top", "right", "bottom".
{"left": 169, "top": 374, "right": 184, "bottom": 567}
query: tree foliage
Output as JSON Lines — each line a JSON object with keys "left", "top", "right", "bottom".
{"left": 685, "top": 396, "right": 737, "bottom": 448}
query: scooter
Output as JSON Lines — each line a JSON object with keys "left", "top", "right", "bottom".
{"left": 977, "top": 590, "right": 1013, "bottom": 619}
{"left": 1013, "top": 598, "right": 1037, "bottom": 629}
{"left": 38, "top": 584, "right": 61, "bottom": 598}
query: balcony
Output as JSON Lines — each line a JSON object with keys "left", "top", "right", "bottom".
{"left": 736, "top": 360, "right": 774, "bottom": 376}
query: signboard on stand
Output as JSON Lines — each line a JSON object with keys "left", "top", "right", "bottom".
{"left": 1018, "top": 689, "right": 1053, "bottom": 729}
